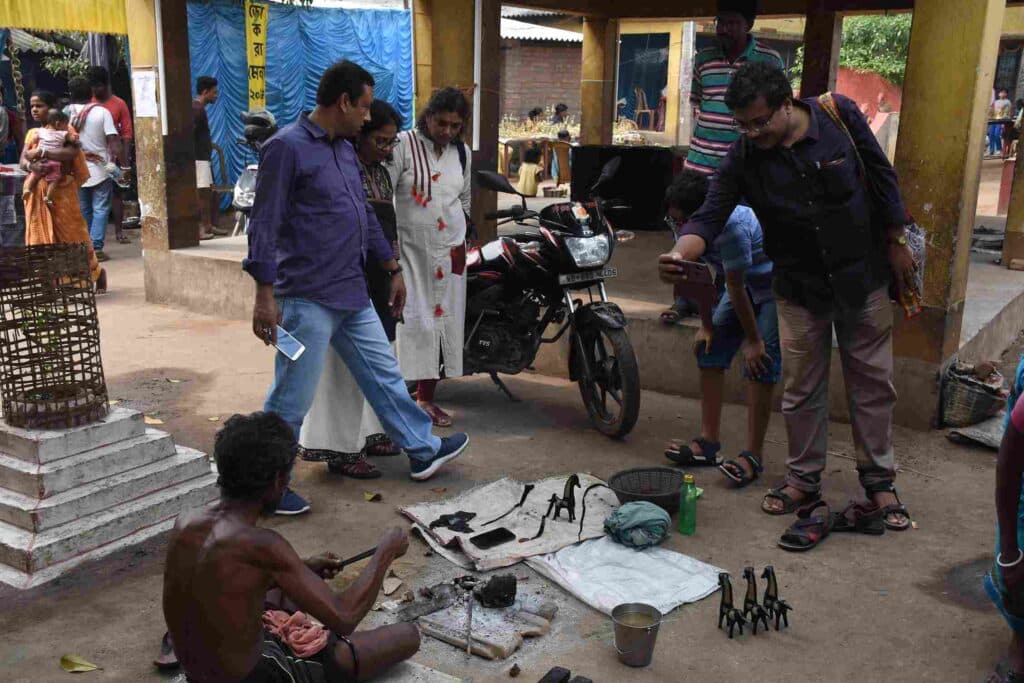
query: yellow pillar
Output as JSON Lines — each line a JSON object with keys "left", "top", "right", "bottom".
{"left": 580, "top": 17, "right": 618, "bottom": 146}
{"left": 412, "top": 0, "right": 433, "bottom": 115}
{"left": 1005, "top": 144, "right": 1024, "bottom": 267}
{"left": 890, "top": 0, "right": 1005, "bottom": 427}
{"left": 799, "top": 1, "right": 842, "bottom": 98}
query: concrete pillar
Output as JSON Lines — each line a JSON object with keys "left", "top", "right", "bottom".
{"left": 414, "top": 0, "right": 499, "bottom": 241}
{"left": 677, "top": 20, "right": 697, "bottom": 147}
{"left": 890, "top": 0, "right": 1006, "bottom": 427}
{"left": 1006, "top": 158, "right": 1024, "bottom": 267}
{"left": 127, "top": 0, "right": 199, "bottom": 252}
{"left": 800, "top": 1, "right": 842, "bottom": 98}
{"left": 580, "top": 17, "right": 618, "bottom": 146}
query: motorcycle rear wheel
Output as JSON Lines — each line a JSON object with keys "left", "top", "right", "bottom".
{"left": 575, "top": 325, "right": 640, "bottom": 438}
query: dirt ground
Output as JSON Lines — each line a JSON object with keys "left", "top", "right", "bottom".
{"left": 0, "top": 235, "right": 1018, "bottom": 683}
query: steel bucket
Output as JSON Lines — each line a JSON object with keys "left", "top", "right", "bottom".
{"left": 611, "top": 602, "right": 662, "bottom": 667}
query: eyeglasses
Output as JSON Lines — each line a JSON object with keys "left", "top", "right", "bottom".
{"left": 373, "top": 137, "right": 400, "bottom": 150}
{"left": 736, "top": 108, "right": 779, "bottom": 136}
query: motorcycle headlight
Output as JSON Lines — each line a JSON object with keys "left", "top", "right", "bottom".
{"left": 565, "top": 234, "right": 610, "bottom": 269}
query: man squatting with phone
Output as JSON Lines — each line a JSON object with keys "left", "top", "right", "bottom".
{"left": 244, "top": 60, "right": 470, "bottom": 516}
{"left": 659, "top": 170, "right": 780, "bottom": 489}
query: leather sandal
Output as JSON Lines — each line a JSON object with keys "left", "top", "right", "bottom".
{"left": 778, "top": 500, "right": 834, "bottom": 552}
{"left": 718, "top": 451, "right": 763, "bottom": 488}
{"left": 419, "top": 401, "right": 453, "bottom": 428}
{"left": 665, "top": 436, "right": 722, "bottom": 466}
{"left": 327, "top": 452, "right": 381, "bottom": 479}
{"left": 762, "top": 485, "right": 821, "bottom": 516}
{"left": 865, "top": 483, "right": 911, "bottom": 531}
{"left": 364, "top": 433, "right": 401, "bottom": 457}
{"left": 832, "top": 499, "right": 885, "bottom": 535}
{"left": 297, "top": 445, "right": 332, "bottom": 462}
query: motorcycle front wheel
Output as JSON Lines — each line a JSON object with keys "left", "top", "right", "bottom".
{"left": 574, "top": 325, "right": 640, "bottom": 438}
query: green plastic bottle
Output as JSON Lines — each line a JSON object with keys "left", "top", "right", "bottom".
{"left": 678, "top": 474, "right": 698, "bottom": 535}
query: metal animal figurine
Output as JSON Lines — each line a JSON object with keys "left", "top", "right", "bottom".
{"left": 552, "top": 474, "right": 581, "bottom": 522}
{"left": 761, "top": 565, "right": 793, "bottom": 630}
{"left": 429, "top": 511, "right": 476, "bottom": 534}
{"left": 742, "top": 566, "right": 771, "bottom": 634}
{"left": 717, "top": 572, "right": 748, "bottom": 639}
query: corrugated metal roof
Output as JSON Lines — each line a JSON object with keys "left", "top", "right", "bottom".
{"left": 500, "top": 17, "right": 581, "bottom": 42}
{"left": 501, "top": 7, "right": 564, "bottom": 18}
{"left": 8, "top": 29, "right": 62, "bottom": 54}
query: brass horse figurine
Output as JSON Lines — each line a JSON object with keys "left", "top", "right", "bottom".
{"left": 718, "top": 572, "right": 748, "bottom": 638}
{"left": 761, "top": 565, "right": 792, "bottom": 630}
{"left": 742, "top": 566, "right": 771, "bottom": 634}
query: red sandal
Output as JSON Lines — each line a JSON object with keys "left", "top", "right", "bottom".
{"left": 326, "top": 452, "right": 381, "bottom": 479}
{"left": 418, "top": 401, "right": 453, "bottom": 428}
{"left": 363, "top": 433, "right": 401, "bottom": 457}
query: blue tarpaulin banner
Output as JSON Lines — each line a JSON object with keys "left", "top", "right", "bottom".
{"left": 187, "top": 0, "right": 413, "bottom": 200}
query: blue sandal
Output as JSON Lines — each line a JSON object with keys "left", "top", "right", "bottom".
{"left": 665, "top": 436, "right": 722, "bottom": 467}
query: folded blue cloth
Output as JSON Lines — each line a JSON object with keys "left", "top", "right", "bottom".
{"left": 604, "top": 501, "right": 671, "bottom": 549}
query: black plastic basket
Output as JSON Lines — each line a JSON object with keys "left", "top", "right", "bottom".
{"left": 608, "top": 467, "right": 685, "bottom": 514}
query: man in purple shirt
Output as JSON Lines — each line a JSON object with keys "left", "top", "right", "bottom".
{"left": 245, "top": 61, "right": 469, "bottom": 514}
{"left": 659, "top": 62, "right": 916, "bottom": 532}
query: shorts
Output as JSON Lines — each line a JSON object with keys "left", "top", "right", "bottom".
{"left": 235, "top": 630, "right": 349, "bottom": 683}
{"left": 195, "top": 160, "right": 213, "bottom": 190}
{"left": 695, "top": 297, "right": 781, "bottom": 385}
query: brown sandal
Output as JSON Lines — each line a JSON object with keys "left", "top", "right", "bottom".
{"left": 327, "top": 452, "right": 381, "bottom": 479}
{"left": 364, "top": 433, "right": 400, "bottom": 456}
{"left": 419, "top": 401, "right": 453, "bottom": 428}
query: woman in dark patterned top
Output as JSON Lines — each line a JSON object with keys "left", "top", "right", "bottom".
{"left": 298, "top": 101, "right": 405, "bottom": 478}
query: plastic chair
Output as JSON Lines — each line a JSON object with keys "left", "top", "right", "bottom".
{"left": 634, "top": 87, "right": 655, "bottom": 130}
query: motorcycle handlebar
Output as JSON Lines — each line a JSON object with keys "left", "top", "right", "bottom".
{"left": 484, "top": 206, "right": 526, "bottom": 220}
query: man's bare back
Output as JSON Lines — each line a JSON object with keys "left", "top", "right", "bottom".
{"left": 161, "top": 411, "right": 419, "bottom": 683}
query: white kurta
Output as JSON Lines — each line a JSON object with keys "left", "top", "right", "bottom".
{"left": 389, "top": 130, "right": 471, "bottom": 380}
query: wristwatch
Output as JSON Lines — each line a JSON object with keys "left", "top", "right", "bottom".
{"left": 887, "top": 230, "right": 908, "bottom": 247}
{"left": 386, "top": 264, "right": 403, "bottom": 277}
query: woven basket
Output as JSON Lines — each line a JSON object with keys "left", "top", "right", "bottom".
{"left": 608, "top": 467, "right": 684, "bottom": 514}
{"left": 940, "top": 361, "right": 1007, "bottom": 428}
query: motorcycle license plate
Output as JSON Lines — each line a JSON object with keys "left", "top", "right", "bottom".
{"left": 558, "top": 267, "right": 617, "bottom": 285}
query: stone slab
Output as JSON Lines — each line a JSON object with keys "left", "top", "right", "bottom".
{"left": 0, "top": 468, "right": 217, "bottom": 573}
{"left": 0, "top": 446, "right": 211, "bottom": 532}
{"left": 0, "top": 408, "right": 144, "bottom": 464}
{"left": 0, "top": 429, "right": 176, "bottom": 498}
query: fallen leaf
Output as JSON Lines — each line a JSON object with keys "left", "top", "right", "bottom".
{"left": 207, "top": 416, "right": 220, "bottom": 422}
{"left": 166, "top": 378, "right": 182, "bottom": 384}
{"left": 60, "top": 654, "right": 101, "bottom": 673}
{"left": 143, "top": 416, "right": 164, "bottom": 425}
{"left": 364, "top": 492, "right": 382, "bottom": 503}
{"left": 430, "top": 487, "right": 447, "bottom": 495}
{"left": 382, "top": 577, "right": 403, "bottom": 595}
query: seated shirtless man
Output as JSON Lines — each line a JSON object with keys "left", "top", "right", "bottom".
{"left": 162, "top": 411, "right": 419, "bottom": 682}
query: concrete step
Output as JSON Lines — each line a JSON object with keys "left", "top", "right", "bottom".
{"left": 0, "top": 429, "right": 177, "bottom": 499}
{"left": 0, "top": 408, "right": 144, "bottom": 464}
{"left": 0, "top": 447, "right": 211, "bottom": 532}
{"left": 0, "top": 466, "right": 218, "bottom": 574}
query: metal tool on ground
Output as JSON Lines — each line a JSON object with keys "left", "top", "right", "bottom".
{"left": 429, "top": 511, "right": 477, "bottom": 534}
{"left": 761, "top": 565, "right": 792, "bottom": 630}
{"left": 611, "top": 602, "right": 663, "bottom": 667}
{"left": 576, "top": 483, "right": 610, "bottom": 541}
{"left": 482, "top": 484, "right": 535, "bottom": 526}
{"left": 520, "top": 495, "right": 559, "bottom": 542}
{"left": 742, "top": 566, "right": 770, "bottom": 634}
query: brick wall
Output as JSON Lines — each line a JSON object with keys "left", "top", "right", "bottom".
{"left": 500, "top": 40, "right": 582, "bottom": 121}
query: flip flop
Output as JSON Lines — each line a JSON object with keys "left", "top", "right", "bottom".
{"left": 778, "top": 500, "right": 834, "bottom": 552}
{"left": 153, "top": 631, "right": 178, "bottom": 670}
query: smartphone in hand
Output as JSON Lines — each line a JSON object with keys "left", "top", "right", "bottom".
{"left": 274, "top": 325, "right": 306, "bottom": 361}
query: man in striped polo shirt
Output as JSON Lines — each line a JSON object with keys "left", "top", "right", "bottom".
{"left": 684, "top": 1, "right": 784, "bottom": 175}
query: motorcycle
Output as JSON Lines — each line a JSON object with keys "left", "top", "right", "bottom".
{"left": 231, "top": 110, "right": 278, "bottom": 236}
{"left": 468, "top": 158, "right": 640, "bottom": 438}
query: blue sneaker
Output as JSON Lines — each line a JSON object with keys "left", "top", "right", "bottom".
{"left": 274, "top": 488, "right": 311, "bottom": 515}
{"left": 409, "top": 433, "right": 469, "bottom": 481}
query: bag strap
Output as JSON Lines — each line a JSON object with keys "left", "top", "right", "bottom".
{"left": 455, "top": 140, "right": 467, "bottom": 174}
{"left": 817, "top": 92, "right": 865, "bottom": 179}
{"left": 71, "top": 103, "right": 100, "bottom": 133}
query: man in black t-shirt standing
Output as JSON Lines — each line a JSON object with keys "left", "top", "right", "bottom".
{"left": 193, "top": 76, "right": 219, "bottom": 240}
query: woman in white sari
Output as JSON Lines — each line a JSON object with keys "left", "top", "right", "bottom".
{"left": 389, "top": 88, "right": 472, "bottom": 427}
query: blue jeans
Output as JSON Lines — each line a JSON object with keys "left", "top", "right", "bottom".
{"left": 264, "top": 298, "right": 440, "bottom": 462}
{"left": 989, "top": 123, "right": 1004, "bottom": 155}
{"left": 696, "top": 298, "right": 782, "bottom": 385}
{"left": 78, "top": 179, "right": 114, "bottom": 251}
